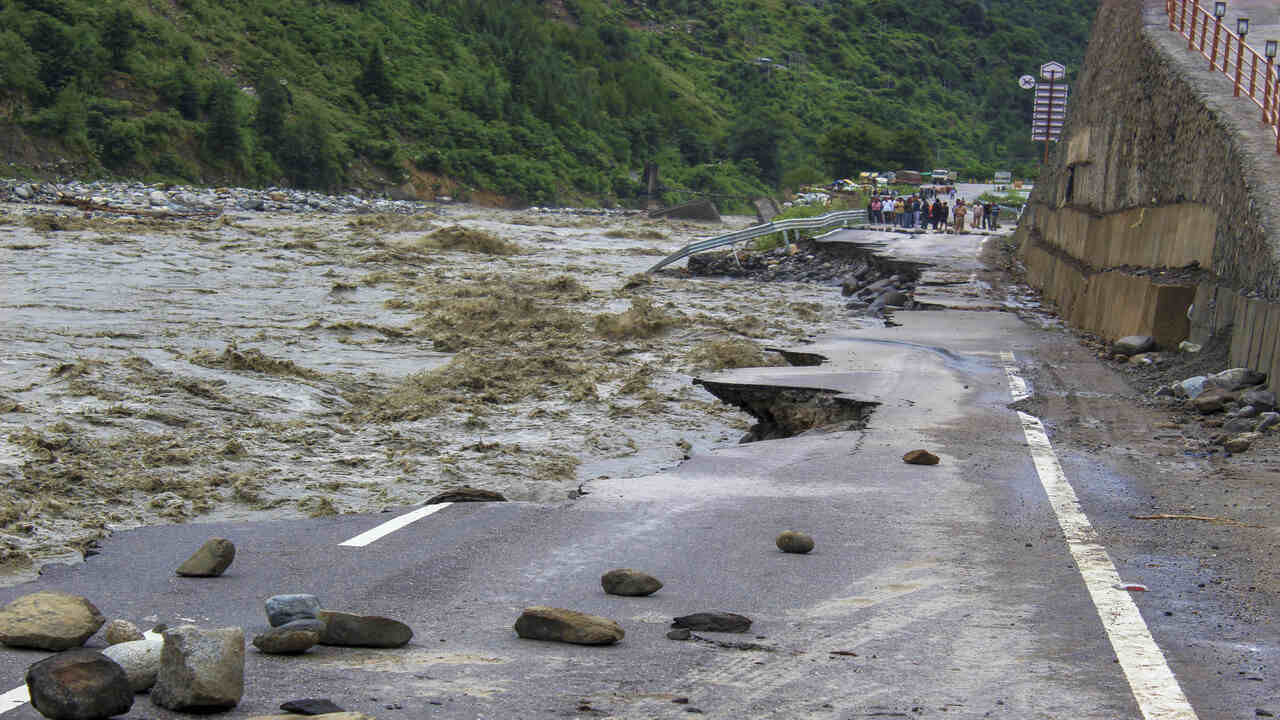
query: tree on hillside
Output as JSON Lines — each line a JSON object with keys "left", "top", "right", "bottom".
{"left": 729, "top": 114, "right": 785, "bottom": 186}
{"left": 101, "top": 7, "right": 137, "bottom": 70}
{"left": 254, "top": 74, "right": 291, "bottom": 144}
{"left": 818, "top": 124, "right": 888, "bottom": 177}
{"left": 205, "top": 79, "right": 243, "bottom": 161}
{"left": 357, "top": 42, "right": 393, "bottom": 107}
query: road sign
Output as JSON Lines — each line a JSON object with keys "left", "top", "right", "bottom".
{"left": 1040, "top": 61, "right": 1066, "bottom": 81}
{"left": 1019, "top": 74, "right": 1037, "bottom": 90}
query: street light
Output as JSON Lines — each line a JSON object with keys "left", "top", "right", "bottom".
{"left": 1266, "top": 40, "right": 1278, "bottom": 123}
{"left": 1235, "top": 17, "right": 1250, "bottom": 95}
{"left": 1211, "top": 3, "right": 1227, "bottom": 70}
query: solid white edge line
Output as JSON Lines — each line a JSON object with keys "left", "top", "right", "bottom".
{"left": 0, "top": 685, "right": 29, "bottom": 714}
{"left": 1000, "top": 350, "right": 1031, "bottom": 401}
{"left": 338, "top": 502, "right": 453, "bottom": 547}
{"left": 1003, "top": 352, "right": 1198, "bottom": 720}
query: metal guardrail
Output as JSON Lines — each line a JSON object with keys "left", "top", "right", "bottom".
{"left": 646, "top": 209, "right": 868, "bottom": 273}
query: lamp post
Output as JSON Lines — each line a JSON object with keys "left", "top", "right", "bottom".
{"left": 1211, "top": 2, "right": 1226, "bottom": 70}
{"left": 1265, "top": 40, "right": 1277, "bottom": 123}
{"left": 1235, "top": 17, "right": 1249, "bottom": 96}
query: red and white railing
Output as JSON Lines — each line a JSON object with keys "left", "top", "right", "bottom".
{"left": 1166, "top": 0, "right": 1280, "bottom": 153}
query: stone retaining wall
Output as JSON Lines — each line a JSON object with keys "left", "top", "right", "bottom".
{"left": 1016, "top": 0, "right": 1280, "bottom": 386}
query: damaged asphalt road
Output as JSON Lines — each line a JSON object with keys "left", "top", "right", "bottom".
{"left": 0, "top": 224, "right": 1276, "bottom": 719}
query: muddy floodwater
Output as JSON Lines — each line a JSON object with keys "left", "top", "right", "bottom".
{"left": 0, "top": 201, "right": 863, "bottom": 582}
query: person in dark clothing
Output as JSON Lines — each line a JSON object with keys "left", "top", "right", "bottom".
{"left": 931, "top": 199, "right": 943, "bottom": 231}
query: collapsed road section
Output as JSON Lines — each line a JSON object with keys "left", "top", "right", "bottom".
{"left": 692, "top": 379, "right": 879, "bottom": 443}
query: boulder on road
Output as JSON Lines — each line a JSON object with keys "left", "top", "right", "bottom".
{"left": 600, "top": 569, "right": 663, "bottom": 597}
{"left": 100, "top": 634, "right": 163, "bottom": 692}
{"left": 316, "top": 611, "right": 412, "bottom": 648}
{"left": 26, "top": 649, "right": 133, "bottom": 720}
{"left": 176, "top": 538, "right": 236, "bottom": 577}
{"left": 514, "top": 607, "right": 624, "bottom": 646}
{"left": 265, "top": 594, "right": 321, "bottom": 627}
{"left": 0, "top": 591, "right": 105, "bottom": 651}
{"left": 671, "top": 612, "right": 752, "bottom": 633}
{"left": 1113, "top": 335, "right": 1155, "bottom": 355}
{"left": 775, "top": 531, "right": 815, "bottom": 554}
{"left": 151, "top": 625, "right": 244, "bottom": 712}
{"left": 902, "top": 449, "right": 940, "bottom": 465}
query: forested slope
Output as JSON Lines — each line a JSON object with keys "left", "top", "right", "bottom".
{"left": 0, "top": 0, "right": 1096, "bottom": 205}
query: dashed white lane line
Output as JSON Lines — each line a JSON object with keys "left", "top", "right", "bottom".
{"left": 1003, "top": 352, "right": 1198, "bottom": 720}
{"left": 0, "top": 685, "right": 28, "bottom": 714}
{"left": 338, "top": 502, "right": 453, "bottom": 547}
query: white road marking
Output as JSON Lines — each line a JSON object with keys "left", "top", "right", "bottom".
{"left": 1000, "top": 350, "right": 1030, "bottom": 401}
{"left": 338, "top": 503, "right": 453, "bottom": 547}
{"left": 1003, "top": 352, "right": 1198, "bottom": 719}
{"left": 0, "top": 686, "right": 28, "bottom": 714}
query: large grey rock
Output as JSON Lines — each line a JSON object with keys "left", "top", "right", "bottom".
{"left": 316, "top": 611, "right": 412, "bottom": 648}
{"left": 252, "top": 627, "right": 318, "bottom": 655}
{"left": 148, "top": 190, "right": 169, "bottom": 207}
{"left": 151, "top": 626, "right": 244, "bottom": 711}
{"left": 15, "top": 183, "right": 33, "bottom": 200}
{"left": 671, "top": 612, "right": 752, "bottom": 633}
{"left": 514, "top": 607, "right": 624, "bottom": 646}
{"left": 1258, "top": 412, "right": 1280, "bottom": 433}
{"left": 100, "top": 635, "right": 163, "bottom": 692}
{"left": 175, "top": 538, "right": 236, "bottom": 577}
{"left": 0, "top": 592, "right": 105, "bottom": 651}
{"left": 102, "top": 620, "right": 143, "bottom": 646}
{"left": 1177, "top": 376, "right": 1208, "bottom": 399}
{"left": 600, "top": 569, "right": 663, "bottom": 597}
{"left": 265, "top": 594, "right": 321, "bottom": 627}
{"left": 1243, "top": 389, "right": 1277, "bottom": 411}
{"left": 26, "top": 649, "right": 132, "bottom": 720}
{"left": 1208, "top": 368, "right": 1266, "bottom": 391}
{"left": 1113, "top": 335, "right": 1155, "bottom": 355}
{"left": 775, "top": 531, "right": 815, "bottom": 554}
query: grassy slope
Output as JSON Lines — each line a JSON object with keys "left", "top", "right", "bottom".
{"left": 0, "top": 0, "right": 1096, "bottom": 206}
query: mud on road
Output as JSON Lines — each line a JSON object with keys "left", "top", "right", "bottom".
{"left": 0, "top": 203, "right": 863, "bottom": 582}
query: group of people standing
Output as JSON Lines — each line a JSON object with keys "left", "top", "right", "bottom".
{"left": 866, "top": 194, "right": 999, "bottom": 234}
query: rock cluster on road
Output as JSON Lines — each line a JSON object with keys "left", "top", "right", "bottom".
{"left": 685, "top": 246, "right": 924, "bottom": 318}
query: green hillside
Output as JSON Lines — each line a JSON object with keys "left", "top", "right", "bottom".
{"left": 0, "top": 0, "right": 1096, "bottom": 206}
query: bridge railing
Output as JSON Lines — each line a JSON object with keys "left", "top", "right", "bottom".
{"left": 1166, "top": 0, "right": 1280, "bottom": 153}
{"left": 645, "top": 209, "right": 867, "bottom": 274}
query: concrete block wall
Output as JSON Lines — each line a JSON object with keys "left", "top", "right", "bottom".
{"left": 1017, "top": 0, "right": 1280, "bottom": 385}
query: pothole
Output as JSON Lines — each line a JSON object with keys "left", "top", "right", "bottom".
{"left": 693, "top": 380, "right": 878, "bottom": 443}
